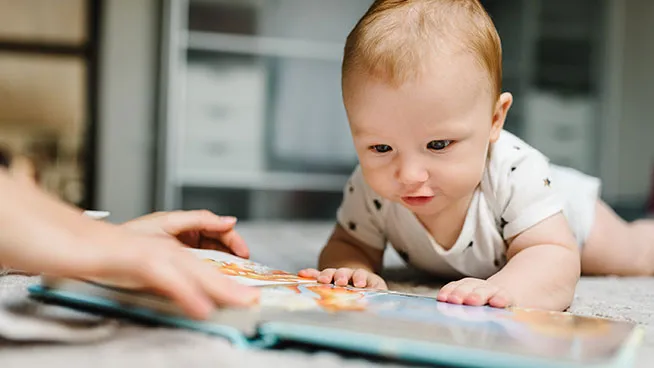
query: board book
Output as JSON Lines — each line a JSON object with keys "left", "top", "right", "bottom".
{"left": 28, "top": 249, "right": 644, "bottom": 368}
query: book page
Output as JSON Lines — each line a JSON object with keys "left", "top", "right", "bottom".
{"left": 189, "top": 249, "right": 315, "bottom": 287}
{"left": 256, "top": 284, "right": 639, "bottom": 365}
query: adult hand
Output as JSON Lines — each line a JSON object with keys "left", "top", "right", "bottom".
{"left": 0, "top": 172, "right": 259, "bottom": 320}
{"left": 122, "top": 210, "right": 249, "bottom": 258}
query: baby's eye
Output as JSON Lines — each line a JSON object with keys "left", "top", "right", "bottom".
{"left": 427, "top": 140, "right": 452, "bottom": 151}
{"left": 369, "top": 144, "right": 393, "bottom": 153}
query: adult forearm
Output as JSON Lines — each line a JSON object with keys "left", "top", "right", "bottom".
{"left": 0, "top": 171, "right": 83, "bottom": 270}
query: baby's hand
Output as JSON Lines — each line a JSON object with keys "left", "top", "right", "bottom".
{"left": 298, "top": 268, "right": 388, "bottom": 289}
{"left": 437, "top": 278, "right": 513, "bottom": 308}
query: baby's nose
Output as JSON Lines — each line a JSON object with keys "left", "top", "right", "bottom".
{"left": 396, "top": 163, "right": 429, "bottom": 185}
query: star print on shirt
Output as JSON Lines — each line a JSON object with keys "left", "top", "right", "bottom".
{"left": 543, "top": 178, "right": 551, "bottom": 187}
{"left": 373, "top": 199, "right": 382, "bottom": 210}
{"left": 348, "top": 221, "right": 357, "bottom": 231}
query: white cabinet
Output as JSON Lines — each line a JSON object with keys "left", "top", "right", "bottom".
{"left": 156, "top": 0, "right": 373, "bottom": 218}
{"left": 181, "top": 61, "right": 267, "bottom": 173}
{"left": 524, "top": 91, "right": 596, "bottom": 173}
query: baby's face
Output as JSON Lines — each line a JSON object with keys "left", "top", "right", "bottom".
{"left": 343, "top": 52, "right": 512, "bottom": 218}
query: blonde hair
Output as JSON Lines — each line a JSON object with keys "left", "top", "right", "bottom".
{"left": 342, "top": 0, "right": 502, "bottom": 98}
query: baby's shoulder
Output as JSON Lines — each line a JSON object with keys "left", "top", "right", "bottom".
{"left": 485, "top": 130, "right": 550, "bottom": 180}
{"left": 481, "top": 130, "right": 553, "bottom": 213}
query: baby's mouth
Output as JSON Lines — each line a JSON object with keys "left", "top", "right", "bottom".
{"left": 401, "top": 195, "right": 434, "bottom": 206}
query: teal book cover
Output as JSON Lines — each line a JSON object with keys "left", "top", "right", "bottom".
{"left": 28, "top": 249, "right": 644, "bottom": 368}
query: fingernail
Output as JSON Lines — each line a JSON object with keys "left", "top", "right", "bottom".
{"left": 220, "top": 216, "right": 237, "bottom": 224}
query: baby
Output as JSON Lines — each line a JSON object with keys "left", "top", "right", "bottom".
{"left": 299, "top": 0, "right": 654, "bottom": 311}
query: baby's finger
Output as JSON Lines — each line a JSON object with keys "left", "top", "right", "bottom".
{"left": 317, "top": 268, "right": 337, "bottom": 284}
{"left": 333, "top": 268, "right": 354, "bottom": 286}
{"left": 368, "top": 274, "right": 388, "bottom": 290}
{"left": 463, "top": 284, "right": 499, "bottom": 306}
{"left": 447, "top": 279, "right": 483, "bottom": 304}
{"left": 352, "top": 269, "right": 369, "bottom": 288}
{"left": 436, "top": 281, "right": 461, "bottom": 302}
{"left": 298, "top": 268, "right": 320, "bottom": 279}
{"left": 488, "top": 289, "right": 513, "bottom": 308}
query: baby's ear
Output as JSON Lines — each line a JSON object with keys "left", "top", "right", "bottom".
{"left": 490, "top": 92, "right": 513, "bottom": 142}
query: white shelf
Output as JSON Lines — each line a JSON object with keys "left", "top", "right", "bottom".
{"left": 177, "top": 170, "right": 350, "bottom": 192}
{"left": 184, "top": 31, "right": 344, "bottom": 61}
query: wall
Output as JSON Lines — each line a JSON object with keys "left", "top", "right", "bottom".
{"left": 617, "top": 0, "right": 654, "bottom": 202}
{"left": 599, "top": 0, "right": 654, "bottom": 205}
{"left": 96, "top": 0, "right": 159, "bottom": 222}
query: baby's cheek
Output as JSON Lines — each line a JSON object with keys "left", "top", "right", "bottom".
{"left": 440, "top": 158, "right": 485, "bottom": 195}
{"left": 362, "top": 168, "right": 397, "bottom": 198}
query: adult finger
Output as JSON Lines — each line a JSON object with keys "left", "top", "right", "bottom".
{"left": 134, "top": 255, "right": 214, "bottom": 320}
{"left": 158, "top": 210, "right": 237, "bottom": 237}
{"left": 181, "top": 253, "right": 260, "bottom": 308}
{"left": 200, "top": 229, "right": 249, "bottom": 259}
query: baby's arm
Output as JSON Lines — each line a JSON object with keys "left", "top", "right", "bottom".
{"left": 438, "top": 213, "right": 580, "bottom": 310}
{"left": 438, "top": 142, "right": 583, "bottom": 311}
{"left": 299, "top": 224, "right": 387, "bottom": 289}
{"left": 319, "top": 224, "right": 383, "bottom": 272}
{"left": 487, "top": 212, "right": 580, "bottom": 310}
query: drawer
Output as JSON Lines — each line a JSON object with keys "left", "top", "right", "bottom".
{"left": 185, "top": 63, "right": 267, "bottom": 109}
{"left": 180, "top": 136, "right": 264, "bottom": 172}
{"left": 182, "top": 114, "right": 263, "bottom": 145}
{"left": 185, "top": 103, "right": 264, "bottom": 137}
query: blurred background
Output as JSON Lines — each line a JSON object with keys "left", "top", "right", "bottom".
{"left": 0, "top": 0, "right": 652, "bottom": 223}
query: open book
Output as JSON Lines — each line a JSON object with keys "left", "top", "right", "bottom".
{"left": 28, "top": 249, "right": 643, "bottom": 368}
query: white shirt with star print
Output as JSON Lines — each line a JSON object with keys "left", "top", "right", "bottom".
{"left": 336, "top": 130, "right": 601, "bottom": 279}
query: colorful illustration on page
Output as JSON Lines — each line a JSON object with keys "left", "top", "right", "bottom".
{"left": 207, "top": 259, "right": 314, "bottom": 284}
{"left": 189, "top": 249, "right": 315, "bottom": 286}
{"left": 261, "top": 284, "right": 376, "bottom": 312}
